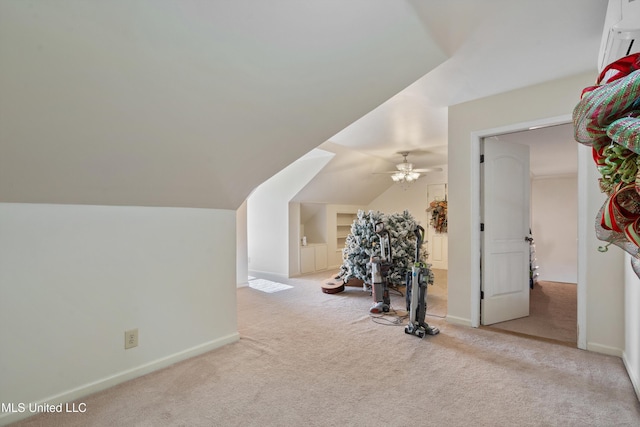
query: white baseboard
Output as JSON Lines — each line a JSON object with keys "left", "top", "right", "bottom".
{"left": 623, "top": 351, "right": 640, "bottom": 402}
{"left": 0, "top": 333, "right": 240, "bottom": 427}
{"left": 248, "top": 269, "right": 289, "bottom": 282}
{"left": 445, "top": 315, "right": 472, "bottom": 327}
{"left": 586, "top": 341, "right": 623, "bottom": 357}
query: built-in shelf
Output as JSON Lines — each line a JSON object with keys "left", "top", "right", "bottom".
{"left": 336, "top": 212, "right": 357, "bottom": 253}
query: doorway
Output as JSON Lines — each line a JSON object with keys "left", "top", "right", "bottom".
{"left": 481, "top": 123, "right": 578, "bottom": 345}
{"left": 471, "top": 115, "right": 583, "bottom": 348}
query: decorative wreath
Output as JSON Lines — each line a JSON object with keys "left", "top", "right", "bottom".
{"left": 573, "top": 52, "right": 640, "bottom": 277}
{"left": 427, "top": 199, "right": 447, "bottom": 234}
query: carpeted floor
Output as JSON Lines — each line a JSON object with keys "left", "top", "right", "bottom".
{"left": 488, "top": 281, "right": 577, "bottom": 345}
{"left": 401, "top": 270, "right": 577, "bottom": 346}
{"left": 420, "top": 269, "right": 577, "bottom": 346}
{"left": 9, "top": 270, "right": 639, "bottom": 427}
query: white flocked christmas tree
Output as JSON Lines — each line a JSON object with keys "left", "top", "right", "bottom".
{"left": 337, "top": 209, "right": 432, "bottom": 286}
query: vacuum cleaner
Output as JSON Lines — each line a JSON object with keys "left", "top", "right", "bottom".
{"left": 405, "top": 225, "right": 440, "bottom": 338}
{"left": 369, "top": 221, "right": 392, "bottom": 313}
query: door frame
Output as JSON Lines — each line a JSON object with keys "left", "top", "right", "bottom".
{"left": 469, "top": 113, "right": 586, "bottom": 349}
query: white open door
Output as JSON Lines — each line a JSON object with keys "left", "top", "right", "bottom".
{"left": 481, "top": 137, "right": 530, "bottom": 325}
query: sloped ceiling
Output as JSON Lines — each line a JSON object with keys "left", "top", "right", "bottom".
{"left": 290, "top": 0, "right": 606, "bottom": 205}
{"left": 0, "top": 0, "right": 447, "bottom": 209}
{"left": 291, "top": 142, "right": 396, "bottom": 205}
{"left": 326, "top": 0, "right": 607, "bottom": 169}
{"left": 1, "top": 1, "right": 609, "bottom": 210}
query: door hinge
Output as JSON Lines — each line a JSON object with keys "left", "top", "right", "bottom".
{"left": 480, "top": 290, "right": 484, "bottom": 300}
{"left": 480, "top": 154, "right": 485, "bottom": 163}
{"left": 480, "top": 223, "right": 484, "bottom": 231}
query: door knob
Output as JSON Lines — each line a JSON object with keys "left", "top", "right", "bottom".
{"left": 524, "top": 236, "right": 533, "bottom": 243}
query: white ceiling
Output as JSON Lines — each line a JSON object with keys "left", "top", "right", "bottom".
{"left": 326, "top": 0, "right": 606, "bottom": 173}
{"left": 0, "top": 1, "right": 608, "bottom": 209}
{"left": 0, "top": 1, "right": 447, "bottom": 209}
{"left": 497, "top": 123, "right": 578, "bottom": 177}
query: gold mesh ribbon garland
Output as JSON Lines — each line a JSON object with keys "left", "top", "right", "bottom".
{"left": 427, "top": 200, "right": 447, "bottom": 234}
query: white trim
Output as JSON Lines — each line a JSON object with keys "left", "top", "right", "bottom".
{"left": 0, "top": 333, "right": 240, "bottom": 426}
{"left": 587, "top": 342, "right": 623, "bottom": 357}
{"left": 531, "top": 173, "right": 577, "bottom": 181}
{"left": 445, "top": 315, "right": 473, "bottom": 327}
{"left": 470, "top": 130, "right": 482, "bottom": 328}
{"left": 469, "top": 114, "right": 585, "bottom": 349}
{"left": 247, "top": 269, "right": 290, "bottom": 282}
{"left": 623, "top": 351, "right": 640, "bottom": 401}
{"left": 577, "top": 143, "right": 590, "bottom": 350}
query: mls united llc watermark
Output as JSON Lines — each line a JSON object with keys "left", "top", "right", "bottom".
{"left": 2, "top": 402, "right": 87, "bottom": 414}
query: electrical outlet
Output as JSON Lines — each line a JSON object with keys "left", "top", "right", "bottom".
{"left": 124, "top": 328, "right": 138, "bottom": 349}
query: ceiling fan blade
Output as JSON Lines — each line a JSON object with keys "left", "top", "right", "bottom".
{"left": 412, "top": 167, "right": 443, "bottom": 173}
{"left": 373, "top": 167, "right": 442, "bottom": 175}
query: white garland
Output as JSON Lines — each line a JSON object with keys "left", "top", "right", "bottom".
{"left": 337, "top": 209, "right": 432, "bottom": 286}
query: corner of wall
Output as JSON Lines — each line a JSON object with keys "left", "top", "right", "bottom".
{"left": 445, "top": 315, "right": 472, "bottom": 327}
{"left": 623, "top": 351, "right": 640, "bottom": 402}
{"left": 0, "top": 333, "right": 239, "bottom": 426}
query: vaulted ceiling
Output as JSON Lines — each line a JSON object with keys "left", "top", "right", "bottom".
{"left": 0, "top": 1, "right": 608, "bottom": 209}
{"left": 328, "top": 0, "right": 606, "bottom": 168}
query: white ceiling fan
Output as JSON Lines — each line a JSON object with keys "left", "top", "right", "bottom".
{"left": 378, "top": 151, "right": 443, "bottom": 183}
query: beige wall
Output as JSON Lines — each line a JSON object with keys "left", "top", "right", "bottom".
{"left": 531, "top": 176, "right": 577, "bottom": 283}
{"left": 448, "top": 71, "right": 625, "bottom": 355}
{"left": 624, "top": 254, "right": 640, "bottom": 398}
{"left": 367, "top": 167, "right": 448, "bottom": 232}
{"left": 0, "top": 204, "right": 239, "bottom": 426}
{"left": 367, "top": 167, "right": 449, "bottom": 269}
{"left": 247, "top": 151, "right": 334, "bottom": 279}
{"left": 236, "top": 200, "right": 249, "bottom": 287}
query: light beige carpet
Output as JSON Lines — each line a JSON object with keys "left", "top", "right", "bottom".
{"left": 10, "top": 270, "right": 640, "bottom": 427}
{"left": 488, "top": 281, "right": 577, "bottom": 345}
{"left": 425, "top": 268, "right": 448, "bottom": 318}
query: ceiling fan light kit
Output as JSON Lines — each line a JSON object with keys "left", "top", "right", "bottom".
{"left": 385, "top": 151, "right": 440, "bottom": 183}
{"left": 391, "top": 170, "right": 421, "bottom": 182}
